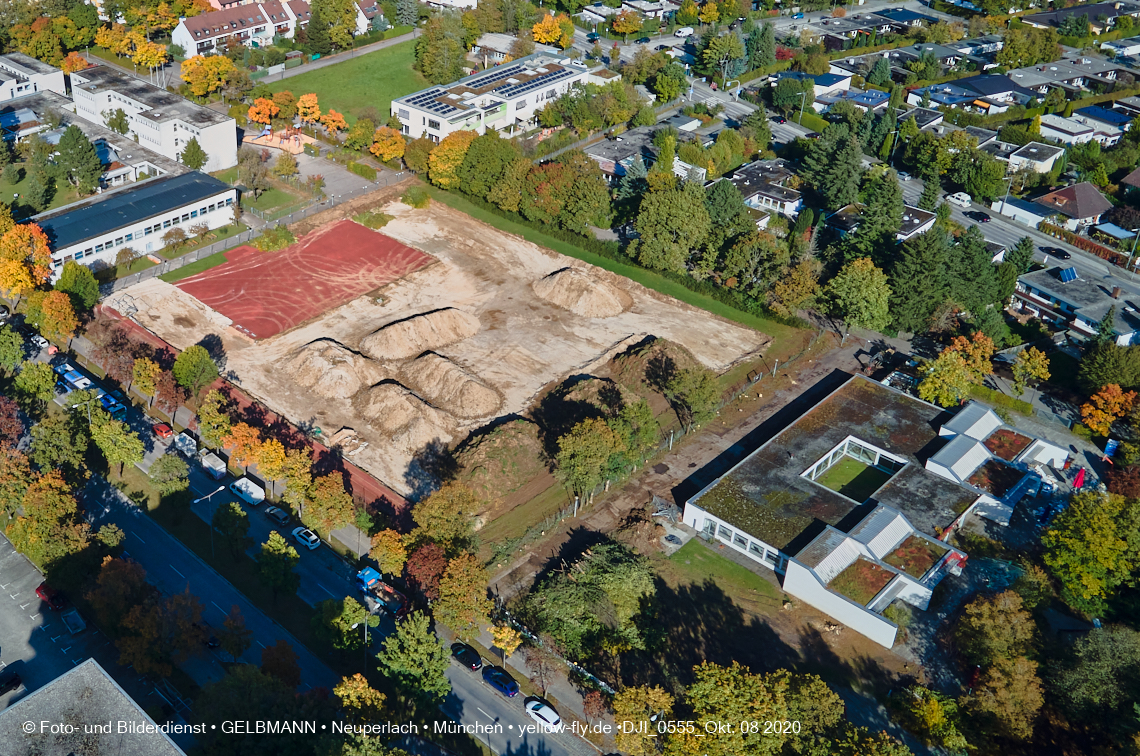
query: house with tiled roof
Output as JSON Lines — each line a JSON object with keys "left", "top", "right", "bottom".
{"left": 172, "top": 0, "right": 380, "bottom": 55}
{"left": 1034, "top": 182, "right": 1113, "bottom": 229}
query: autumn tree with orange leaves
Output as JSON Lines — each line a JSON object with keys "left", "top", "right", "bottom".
{"left": 370, "top": 126, "right": 405, "bottom": 162}
{"left": 944, "top": 331, "right": 995, "bottom": 382}
{"left": 297, "top": 93, "right": 321, "bottom": 125}
{"left": 60, "top": 51, "right": 89, "bottom": 74}
{"left": 223, "top": 422, "right": 262, "bottom": 468}
{"left": 428, "top": 130, "right": 477, "bottom": 189}
{"left": 247, "top": 97, "right": 280, "bottom": 126}
{"left": 0, "top": 223, "right": 52, "bottom": 305}
{"left": 1081, "top": 384, "right": 1137, "bottom": 436}
{"left": 320, "top": 109, "right": 348, "bottom": 135}
{"left": 26, "top": 291, "right": 78, "bottom": 341}
{"left": 181, "top": 54, "right": 236, "bottom": 97}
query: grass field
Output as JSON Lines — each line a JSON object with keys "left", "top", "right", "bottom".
{"left": 160, "top": 250, "right": 231, "bottom": 283}
{"left": 663, "top": 539, "right": 781, "bottom": 604}
{"left": 814, "top": 457, "right": 892, "bottom": 502}
{"left": 95, "top": 255, "right": 157, "bottom": 283}
{"left": 268, "top": 40, "right": 426, "bottom": 124}
{"left": 1, "top": 163, "right": 83, "bottom": 217}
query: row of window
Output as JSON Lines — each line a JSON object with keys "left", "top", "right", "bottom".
{"left": 711, "top": 521, "right": 779, "bottom": 566}
{"left": 65, "top": 197, "right": 233, "bottom": 264}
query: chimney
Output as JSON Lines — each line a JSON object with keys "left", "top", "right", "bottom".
{"left": 1113, "top": 286, "right": 1123, "bottom": 299}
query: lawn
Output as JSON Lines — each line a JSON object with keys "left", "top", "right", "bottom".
{"left": 159, "top": 249, "right": 231, "bottom": 283}
{"left": 246, "top": 187, "right": 301, "bottom": 212}
{"left": 883, "top": 534, "right": 948, "bottom": 579}
{"left": 158, "top": 223, "right": 248, "bottom": 261}
{"left": 813, "top": 457, "right": 893, "bottom": 502}
{"left": 428, "top": 188, "right": 804, "bottom": 353}
{"left": 828, "top": 558, "right": 895, "bottom": 605}
{"left": 0, "top": 163, "right": 84, "bottom": 218}
{"left": 664, "top": 539, "right": 781, "bottom": 604}
{"left": 94, "top": 255, "right": 158, "bottom": 283}
{"left": 268, "top": 40, "right": 426, "bottom": 124}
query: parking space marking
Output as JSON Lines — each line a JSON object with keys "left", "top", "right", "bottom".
{"left": 61, "top": 646, "right": 71, "bottom": 654}
{"left": 256, "top": 640, "right": 266, "bottom": 649}
{"left": 212, "top": 601, "right": 226, "bottom": 614}
{"left": 170, "top": 566, "right": 185, "bottom": 578}
{"left": 318, "top": 584, "right": 336, "bottom": 598}
{"left": 131, "top": 533, "right": 145, "bottom": 543}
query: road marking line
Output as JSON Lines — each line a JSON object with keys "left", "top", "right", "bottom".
{"left": 20, "top": 603, "right": 30, "bottom": 610}
{"left": 212, "top": 602, "right": 226, "bottom": 614}
{"left": 29, "top": 613, "right": 39, "bottom": 620}
{"left": 132, "top": 533, "right": 145, "bottom": 543}
{"left": 170, "top": 566, "right": 185, "bottom": 578}
{"left": 477, "top": 707, "right": 492, "bottom": 719}
{"left": 61, "top": 646, "right": 71, "bottom": 653}
{"left": 51, "top": 635, "right": 60, "bottom": 642}
{"left": 318, "top": 584, "right": 336, "bottom": 598}
{"left": 257, "top": 640, "right": 267, "bottom": 649}
{"left": 9, "top": 593, "right": 19, "bottom": 599}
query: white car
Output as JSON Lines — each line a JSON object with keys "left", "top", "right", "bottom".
{"left": 525, "top": 700, "right": 561, "bottom": 730}
{"left": 230, "top": 477, "right": 266, "bottom": 506}
{"left": 292, "top": 527, "right": 320, "bottom": 551}
{"left": 674, "top": 26, "right": 694, "bottom": 37}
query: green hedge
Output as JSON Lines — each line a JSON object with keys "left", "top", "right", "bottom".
{"left": 303, "top": 143, "right": 319, "bottom": 157}
{"left": 968, "top": 384, "right": 1035, "bottom": 416}
{"left": 793, "top": 111, "right": 829, "bottom": 133}
{"left": 347, "top": 161, "right": 378, "bottom": 180}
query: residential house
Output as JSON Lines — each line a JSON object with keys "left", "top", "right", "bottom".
{"left": 623, "top": 0, "right": 668, "bottom": 18}
{"left": 810, "top": 13, "right": 895, "bottom": 47}
{"left": 392, "top": 54, "right": 608, "bottom": 141}
{"left": 71, "top": 66, "right": 238, "bottom": 171}
{"left": 770, "top": 70, "right": 851, "bottom": 98}
{"left": 424, "top": 0, "right": 478, "bottom": 9}
{"left": 1016, "top": 265, "right": 1140, "bottom": 343}
{"left": 1115, "top": 94, "right": 1140, "bottom": 116}
{"left": 1074, "top": 105, "right": 1133, "bottom": 132}
{"left": 964, "top": 125, "right": 998, "bottom": 146}
{"left": 173, "top": 2, "right": 300, "bottom": 53}
{"left": 723, "top": 159, "right": 803, "bottom": 219}
{"left": 1034, "top": 181, "right": 1113, "bottom": 228}
{"left": 472, "top": 33, "right": 557, "bottom": 64}
{"left": 827, "top": 203, "right": 935, "bottom": 240}
{"left": 1102, "top": 36, "right": 1140, "bottom": 57}
{"left": 990, "top": 196, "right": 1055, "bottom": 227}
{"left": 1007, "top": 56, "right": 1128, "bottom": 98}
{"left": 681, "top": 375, "right": 1061, "bottom": 648}
{"left": 1022, "top": 2, "right": 1140, "bottom": 34}
{"left": 35, "top": 173, "right": 237, "bottom": 277}
{"left": 0, "top": 53, "right": 65, "bottom": 104}
{"left": 584, "top": 126, "right": 707, "bottom": 183}
{"left": 1008, "top": 141, "right": 1065, "bottom": 173}
{"left": 907, "top": 74, "right": 1035, "bottom": 113}
{"left": 873, "top": 7, "right": 940, "bottom": 31}
{"left": 815, "top": 88, "right": 890, "bottom": 113}
{"left": 1038, "top": 113, "right": 1121, "bottom": 146}
{"left": 952, "top": 34, "right": 1005, "bottom": 57}
{"left": 1121, "top": 165, "right": 1140, "bottom": 191}
{"left": 899, "top": 106, "right": 944, "bottom": 130}
{"left": 980, "top": 139, "right": 1020, "bottom": 165}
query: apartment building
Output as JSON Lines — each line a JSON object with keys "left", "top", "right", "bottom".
{"left": 0, "top": 53, "right": 66, "bottom": 104}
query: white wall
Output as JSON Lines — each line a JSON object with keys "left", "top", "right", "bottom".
{"left": 682, "top": 503, "right": 784, "bottom": 570}
{"left": 783, "top": 559, "right": 899, "bottom": 648}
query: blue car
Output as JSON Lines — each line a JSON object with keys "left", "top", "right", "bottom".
{"left": 481, "top": 666, "right": 519, "bottom": 698}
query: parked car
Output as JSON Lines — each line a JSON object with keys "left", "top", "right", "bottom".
{"left": 966, "top": 210, "right": 991, "bottom": 223}
{"left": 1040, "top": 246, "right": 1071, "bottom": 260}
{"left": 586, "top": 32, "right": 599, "bottom": 42}
{"left": 947, "top": 191, "right": 972, "bottom": 208}
{"left": 525, "top": 699, "right": 562, "bottom": 729}
{"left": 771, "top": 115, "right": 787, "bottom": 124}
{"left": 655, "top": 44, "right": 671, "bottom": 51}
{"left": 635, "top": 36, "right": 650, "bottom": 44}
{"left": 152, "top": 423, "right": 173, "bottom": 440}
{"left": 292, "top": 527, "right": 320, "bottom": 551}
{"left": 792, "top": 12, "right": 805, "bottom": 19}
{"left": 30, "top": 334, "right": 49, "bottom": 350}
{"left": 674, "top": 26, "right": 694, "bottom": 37}
{"left": 482, "top": 665, "right": 519, "bottom": 698}
{"left": 0, "top": 671, "right": 22, "bottom": 696}
{"left": 36, "top": 582, "right": 66, "bottom": 610}
{"left": 897, "top": 171, "right": 911, "bottom": 181}
{"left": 0, "top": 305, "right": 9, "bottom": 322}
{"left": 264, "top": 506, "right": 290, "bottom": 526}
{"left": 451, "top": 643, "right": 482, "bottom": 671}
{"left": 230, "top": 477, "right": 266, "bottom": 506}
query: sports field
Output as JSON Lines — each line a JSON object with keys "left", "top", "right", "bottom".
{"left": 267, "top": 40, "right": 426, "bottom": 124}
{"left": 174, "top": 219, "right": 434, "bottom": 339}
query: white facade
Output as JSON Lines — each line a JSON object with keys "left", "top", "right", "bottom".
{"left": 1103, "top": 37, "right": 1140, "bottom": 57}
{"left": 1038, "top": 113, "right": 1121, "bottom": 146}
{"left": 0, "top": 54, "right": 66, "bottom": 104}
{"left": 393, "top": 54, "right": 602, "bottom": 141}
{"left": 1008, "top": 142, "right": 1064, "bottom": 174}
{"left": 71, "top": 67, "right": 237, "bottom": 172}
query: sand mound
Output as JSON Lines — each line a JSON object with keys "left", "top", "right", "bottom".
{"left": 355, "top": 382, "right": 457, "bottom": 451}
{"left": 360, "top": 308, "right": 480, "bottom": 361}
{"left": 532, "top": 267, "right": 632, "bottom": 318}
{"left": 400, "top": 353, "right": 501, "bottom": 419}
{"left": 286, "top": 340, "right": 384, "bottom": 399}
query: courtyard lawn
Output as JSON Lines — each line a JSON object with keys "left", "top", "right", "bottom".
{"left": 828, "top": 558, "right": 894, "bottom": 605}
{"left": 664, "top": 539, "right": 781, "bottom": 604}
{"left": 245, "top": 186, "right": 302, "bottom": 213}
{"left": 94, "top": 255, "right": 157, "bottom": 283}
{"left": 268, "top": 40, "right": 426, "bottom": 124}
{"left": 0, "top": 164, "right": 84, "bottom": 218}
{"left": 814, "top": 457, "right": 892, "bottom": 502}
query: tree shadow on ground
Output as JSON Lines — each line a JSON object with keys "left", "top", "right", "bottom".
{"left": 403, "top": 437, "right": 459, "bottom": 502}
{"left": 529, "top": 377, "right": 609, "bottom": 462}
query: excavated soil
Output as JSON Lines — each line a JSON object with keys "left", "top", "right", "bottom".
{"left": 288, "top": 339, "right": 387, "bottom": 399}
{"left": 354, "top": 382, "right": 457, "bottom": 450}
{"left": 359, "top": 308, "right": 481, "bottom": 360}
{"left": 399, "top": 352, "right": 501, "bottom": 419}
{"left": 532, "top": 267, "right": 632, "bottom": 318}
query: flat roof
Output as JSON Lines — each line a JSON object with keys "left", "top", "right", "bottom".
{"left": 0, "top": 659, "right": 185, "bottom": 756}
{"left": 1011, "top": 141, "right": 1065, "bottom": 161}
{"left": 1020, "top": 266, "right": 1140, "bottom": 332}
{"left": 688, "top": 375, "right": 977, "bottom": 553}
{"left": 35, "top": 173, "right": 232, "bottom": 251}
{"left": 0, "top": 52, "right": 59, "bottom": 78}
{"left": 72, "top": 66, "right": 231, "bottom": 128}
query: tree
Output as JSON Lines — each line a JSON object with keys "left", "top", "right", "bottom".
{"left": 281, "top": 447, "right": 312, "bottom": 511}
{"left": 919, "top": 350, "right": 973, "bottom": 408}
{"left": 154, "top": 370, "right": 187, "bottom": 415}
{"left": 613, "top": 685, "right": 674, "bottom": 756}
{"left": 369, "top": 529, "right": 407, "bottom": 577}
{"left": 1081, "top": 383, "right": 1137, "bottom": 436}
{"left": 15, "top": 360, "right": 56, "bottom": 411}
{"left": 555, "top": 417, "right": 624, "bottom": 500}
{"left": 104, "top": 107, "right": 130, "bottom": 135}
{"left": 631, "top": 182, "right": 711, "bottom": 273}
{"left": 415, "top": 14, "right": 467, "bottom": 83}
{"left": 247, "top": 97, "right": 280, "bottom": 126}
{"left": 803, "top": 132, "right": 862, "bottom": 210}
{"left": 260, "top": 639, "right": 301, "bottom": 688}
{"left": 132, "top": 357, "right": 161, "bottom": 396}
{"left": 491, "top": 624, "right": 522, "bottom": 664}
{"left": 703, "top": 33, "right": 745, "bottom": 81}
{"left": 30, "top": 412, "right": 89, "bottom": 485}
{"left": 224, "top": 421, "right": 262, "bottom": 469}
{"left": 213, "top": 500, "right": 251, "bottom": 558}
{"left": 409, "top": 482, "right": 479, "bottom": 554}
{"left": 1051, "top": 624, "right": 1140, "bottom": 720}
{"left": 306, "top": 472, "right": 355, "bottom": 532}
{"left": 375, "top": 610, "right": 451, "bottom": 700}
{"left": 54, "top": 260, "right": 99, "bottom": 312}
{"left": 0, "top": 448, "right": 33, "bottom": 519}
{"left": 180, "top": 54, "right": 236, "bottom": 97}
{"left": 917, "top": 174, "right": 940, "bottom": 210}
{"left": 0, "top": 222, "right": 53, "bottom": 296}
{"left": 272, "top": 151, "right": 298, "bottom": 178}
{"left": 524, "top": 645, "right": 559, "bottom": 698}
{"left": 966, "top": 656, "right": 1043, "bottom": 741}
{"left": 1043, "top": 491, "right": 1140, "bottom": 613}
{"left": 956, "top": 591, "right": 1035, "bottom": 666}
{"left": 666, "top": 367, "right": 720, "bottom": 433}
{"left": 613, "top": 9, "right": 642, "bottom": 41}
{"left": 320, "top": 109, "right": 348, "bottom": 135}
{"left": 258, "top": 531, "right": 301, "bottom": 601}
{"left": 0, "top": 327, "right": 24, "bottom": 374}
{"left": 890, "top": 229, "right": 949, "bottom": 333}
{"left": 583, "top": 690, "right": 608, "bottom": 725}
{"left": 55, "top": 125, "right": 103, "bottom": 194}
{"left": 827, "top": 257, "right": 892, "bottom": 334}
{"left": 434, "top": 553, "right": 492, "bottom": 640}
{"left": 1006, "top": 236, "right": 1035, "bottom": 274}
{"left": 699, "top": 1, "right": 719, "bottom": 24}
{"left": 149, "top": 453, "right": 189, "bottom": 496}
{"left": 219, "top": 604, "right": 253, "bottom": 662}
{"left": 334, "top": 674, "right": 387, "bottom": 724}
{"left": 161, "top": 227, "right": 188, "bottom": 250}
{"left": 297, "top": 93, "right": 321, "bottom": 126}
{"left": 90, "top": 418, "right": 144, "bottom": 477}
{"left": 306, "top": 1, "right": 333, "bottom": 55}
{"left": 172, "top": 344, "right": 218, "bottom": 396}
{"left": 179, "top": 137, "right": 208, "bottom": 170}
{"left": 345, "top": 118, "right": 376, "bottom": 151}
{"left": 370, "top": 126, "right": 405, "bottom": 163}
{"left": 118, "top": 589, "right": 206, "bottom": 678}
{"left": 428, "top": 130, "right": 478, "bottom": 189}
{"left": 945, "top": 332, "right": 995, "bottom": 382}
{"left": 85, "top": 556, "right": 152, "bottom": 635}
{"left": 406, "top": 543, "right": 448, "bottom": 600}
{"left": 0, "top": 395, "right": 22, "bottom": 446}
{"left": 314, "top": 596, "right": 377, "bottom": 652}
{"left": 1011, "top": 347, "right": 1050, "bottom": 398}
{"left": 396, "top": 0, "right": 418, "bottom": 25}
{"left": 747, "top": 21, "right": 776, "bottom": 70}
{"left": 29, "top": 291, "right": 77, "bottom": 341}
{"left": 196, "top": 389, "right": 231, "bottom": 449}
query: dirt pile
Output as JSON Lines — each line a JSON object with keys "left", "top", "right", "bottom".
{"left": 287, "top": 340, "right": 386, "bottom": 399}
{"left": 400, "top": 353, "right": 501, "bottom": 419}
{"left": 354, "top": 382, "right": 456, "bottom": 450}
{"left": 610, "top": 337, "right": 702, "bottom": 394}
{"left": 532, "top": 267, "right": 632, "bottom": 318}
{"left": 456, "top": 419, "right": 547, "bottom": 502}
{"left": 359, "top": 308, "right": 480, "bottom": 360}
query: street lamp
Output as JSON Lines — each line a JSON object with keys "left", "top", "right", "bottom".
{"left": 797, "top": 90, "right": 808, "bottom": 123}
{"left": 194, "top": 485, "right": 227, "bottom": 558}
{"left": 1128, "top": 226, "right": 1140, "bottom": 280}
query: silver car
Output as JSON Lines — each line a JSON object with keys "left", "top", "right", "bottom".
{"left": 525, "top": 700, "right": 561, "bottom": 730}
{"left": 292, "top": 527, "right": 320, "bottom": 551}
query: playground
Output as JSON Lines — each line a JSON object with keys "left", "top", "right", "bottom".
{"left": 244, "top": 125, "right": 315, "bottom": 155}
{"left": 173, "top": 218, "right": 434, "bottom": 339}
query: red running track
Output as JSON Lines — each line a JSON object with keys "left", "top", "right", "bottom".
{"left": 175, "top": 219, "right": 433, "bottom": 339}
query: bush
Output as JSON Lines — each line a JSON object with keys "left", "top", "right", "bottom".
{"left": 254, "top": 226, "right": 296, "bottom": 251}
{"left": 402, "top": 186, "right": 431, "bottom": 208}
{"left": 354, "top": 210, "right": 394, "bottom": 229}
{"left": 968, "top": 384, "right": 1034, "bottom": 416}
{"left": 347, "top": 161, "right": 378, "bottom": 181}
{"left": 303, "top": 143, "right": 319, "bottom": 157}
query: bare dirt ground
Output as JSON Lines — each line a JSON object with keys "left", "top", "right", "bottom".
{"left": 112, "top": 196, "right": 771, "bottom": 496}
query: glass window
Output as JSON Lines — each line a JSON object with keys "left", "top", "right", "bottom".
{"left": 748, "top": 542, "right": 763, "bottom": 557}
{"left": 428, "top": 119, "right": 441, "bottom": 130}
{"left": 190, "top": 210, "right": 198, "bottom": 218}
{"left": 125, "top": 233, "right": 132, "bottom": 242}
{"left": 95, "top": 244, "right": 103, "bottom": 253}
{"left": 144, "top": 227, "right": 152, "bottom": 236}
{"left": 115, "top": 237, "right": 124, "bottom": 246}
{"left": 208, "top": 204, "right": 215, "bottom": 212}
{"left": 717, "top": 524, "right": 732, "bottom": 541}
{"left": 765, "top": 551, "right": 778, "bottom": 565}
{"left": 164, "top": 220, "right": 171, "bottom": 228}
{"left": 226, "top": 198, "right": 233, "bottom": 206}
{"left": 181, "top": 214, "right": 190, "bottom": 222}
{"left": 703, "top": 519, "right": 716, "bottom": 535}
{"left": 733, "top": 534, "right": 747, "bottom": 549}
{"left": 516, "top": 99, "right": 526, "bottom": 110}
{"left": 75, "top": 250, "right": 85, "bottom": 259}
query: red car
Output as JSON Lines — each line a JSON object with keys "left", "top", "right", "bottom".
{"left": 152, "top": 423, "right": 173, "bottom": 440}
{"left": 36, "top": 582, "right": 66, "bottom": 610}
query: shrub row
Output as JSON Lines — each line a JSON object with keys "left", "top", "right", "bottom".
{"left": 969, "top": 384, "right": 1035, "bottom": 416}
{"left": 1040, "top": 222, "right": 1131, "bottom": 268}
{"left": 347, "top": 161, "right": 378, "bottom": 181}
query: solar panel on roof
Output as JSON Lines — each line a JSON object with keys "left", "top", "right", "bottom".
{"left": 1059, "top": 267, "right": 1079, "bottom": 282}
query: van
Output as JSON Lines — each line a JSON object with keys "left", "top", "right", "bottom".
{"left": 674, "top": 26, "right": 694, "bottom": 37}
{"left": 947, "top": 191, "right": 972, "bottom": 208}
